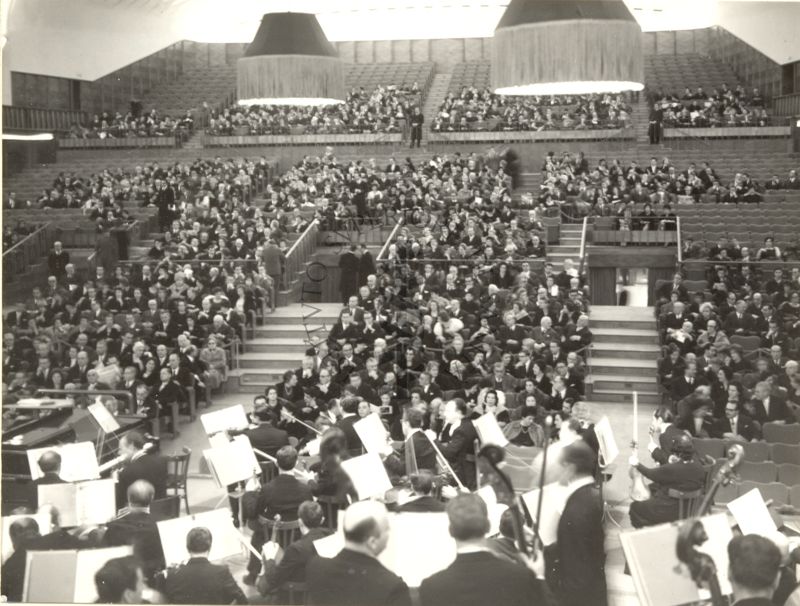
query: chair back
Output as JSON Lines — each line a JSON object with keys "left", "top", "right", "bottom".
{"left": 692, "top": 438, "right": 726, "bottom": 460}
{"left": 315, "top": 494, "right": 347, "bottom": 530}
{"left": 260, "top": 460, "right": 278, "bottom": 484}
{"left": 151, "top": 495, "right": 181, "bottom": 519}
{"left": 738, "top": 460, "right": 778, "bottom": 483}
{"left": 790, "top": 484, "right": 800, "bottom": 507}
{"left": 166, "top": 446, "right": 191, "bottom": 491}
{"left": 738, "top": 441, "right": 770, "bottom": 462}
{"left": 770, "top": 443, "right": 800, "bottom": 465}
{"left": 762, "top": 422, "right": 800, "bottom": 444}
{"left": 283, "top": 581, "right": 307, "bottom": 606}
{"left": 260, "top": 516, "right": 301, "bottom": 549}
{"left": 729, "top": 335, "right": 761, "bottom": 354}
{"left": 777, "top": 463, "right": 800, "bottom": 486}
{"left": 738, "top": 481, "right": 790, "bottom": 506}
{"left": 667, "top": 488, "right": 704, "bottom": 519}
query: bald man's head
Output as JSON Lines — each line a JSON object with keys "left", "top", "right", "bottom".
{"left": 342, "top": 501, "right": 390, "bottom": 557}
{"left": 8, "top": 517, "right": 40, "bottom": 549}
{"left": 37, "top": 450, "right": 62, "bottom": 475}
{"left": 127, "top": 480, "right": 155, "bottom": 508}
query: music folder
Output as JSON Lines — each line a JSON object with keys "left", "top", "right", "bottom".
{"left": 340, "top": 452, "right": 392, "bottom": 500}
{"left": 37, "top": 478, "right": 117, "bottom": 527}
{"left": 26, "top": 441, "right": 100, "bottom": 482}
{"left": 157, "top": 509, "right": 243, "bottom": 567}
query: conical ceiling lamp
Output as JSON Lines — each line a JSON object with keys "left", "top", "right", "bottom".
{"left": 491, "top": 0, "right": 644, "bottom": 96}
{"left": 237, "top": 12, "right": 345, "bottom": 106}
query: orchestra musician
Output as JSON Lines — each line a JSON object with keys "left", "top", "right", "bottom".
{"left": 114, "top": 430, "right": 167, "bottom": 508}
{"left": 33, "top": 450, "right": 66, "bottom": 485}
{"left": 629, "top": 434, "right": 706, "bottom": 528}
{"left": 431, "top": 399, "right": 479, "bottom": 490}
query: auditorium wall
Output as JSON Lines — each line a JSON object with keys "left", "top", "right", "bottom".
{"left": 708, "top": 26, "right": 785, "bottom": 101}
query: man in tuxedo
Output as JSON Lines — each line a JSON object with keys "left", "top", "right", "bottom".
{"left": 398, "top": 408, "right": 438, "bottom": 472}
{"left": 33, "top": 450, "right": 66, "bottom": 485}
{"left": 435, "top": 399, "right": 479, "bottom": 490}
{"left": 712, "top": 401, "right": 760, "bottom": 441}
{"left": 335, "top": 397, "right": 365, "bottom": 455}
{"left": 244, "top": 446, "right": 314, "bottom": 585}
{"left": 648, "top": 407, "right": 687, "bottom": 465}
{"left": 306, "top": 501, "right": 411, "bottom": 606}
{"left": 750, "top": 381, "right": 796, "bottom": 425}
{"left": 163, "top": 527, "right": 248, "bottom": 604}
{"left": 397, "top": 471, "right": 446, "bottom": 513}
{"left": 233, "top": 407, "right": 290, "bottom": 457}
{"left": 257, "top": 501, "right": 333, "bottom": 599}
{"left": 419, "top": 494, "right": 551, "bottom": 606}
{"left": 115, "top": 430, "right": 167, "bottom": 507}
{"left": 103, "top": 480, "right": 166, "bottom": 584}
{"left": 547, "top": 441, "right": 606, "bottom": 606}
{"left": 727, "top": 534, "right": 783, "bottom": 606}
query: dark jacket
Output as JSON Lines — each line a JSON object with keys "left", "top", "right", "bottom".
{"left": 550, "top": 483, "right": 607, "bottom": 606}
{"left": 397, "top": 430, "right": 438, "bottom": 473}
{"left": 711, "top": 413, "right": 760, "bottom": 441}
{"left": 651, "top": 424, "right": 687, "bottom": 465}
{"left": 420, "top": 551, "right": 553, "bottom": 606}
{"left": 241, "top": 423, "right": 290, "bottom": 457}
{"left": 163, "top": 557, "right": 248, "bottom": 604}
{"left": 103, "top": 509, "right": 166, "bottom": 581}
{"left": 397, "top": 495, "right": 446, "bottom": 513}
{"left": 306, "top": 548, "right": 411, "bottom": 606}
{"left": 258, "top": 527, "right": 333, "bottom": 595}
{"left": 437, "top": 419, "right": 479, "bottom": 490}
{"left": 257, "top": 473, "right": 314, "bottom": 521}
{"left": 336, "top": 415, "right": 365, "bottom": 455}
{"left": 116, "top": 453, "right": 168, "bottom": 507}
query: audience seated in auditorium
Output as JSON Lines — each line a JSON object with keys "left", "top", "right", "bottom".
{"left": 650, "top": 85, "right": 771, "bottom": 128}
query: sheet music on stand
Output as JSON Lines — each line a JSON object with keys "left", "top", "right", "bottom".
{"left": 473, "top": 413, "right": 509, "bottom": 448}
{"left": 594, "top": 416, "right": 619, "bottom": 465}
{"left": 23, "top": 545, "right": 132, "bottom": 603}
{"left": 340, "top": 453, "right": 392, "bottom": 500}
{"left": 353, "top": 413, "right": 393, "bottom": 456}
{"left": 201, "top": 405, "right": 250, "bottom": 436}
{"left": 619, "top": 513, "right": 734, "bottom": 606}
{"left": 37, "top": 479, "right": 117, "bottom": 527}
{"left": 26, "top": 442, "right": 100, "bottom": 482}
{"left": 203, "top": 435, "right": 260, "bottom": 488}
{"left": 88, "top": 402, "right": 121, "bottom": 434}
{"left": 157, "top": 509, "right": 243, "bottom": 567}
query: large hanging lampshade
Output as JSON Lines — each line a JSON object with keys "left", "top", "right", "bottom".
{"left": 491, "top": 0, "right": 644, "bottom": 96}
{"left": 237, "top": 12, "right": 345, "bottom": 106}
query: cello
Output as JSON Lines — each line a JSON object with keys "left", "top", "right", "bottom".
{"left": 675, "top": 444, "right": 744, "bottom": 606}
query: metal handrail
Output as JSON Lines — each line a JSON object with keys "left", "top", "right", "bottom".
{"left": 677, "top": 215, "right": 683, "bottom": 265}
{"left": 578, "top": 216, "right": 588, "bottom": 275}
{"left": 286, "top": 219, "right": 319, "bottom": 258}
{"left": 376, "top": 218, "right": 404, "bottom": 261}
{"left": 2, "top": 222, "right": 51, "bottom": 258}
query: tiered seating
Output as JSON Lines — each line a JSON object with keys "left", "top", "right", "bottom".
{"left": 678, "top": 197, "right": 800, "bottom": 252}
{"left": 345, "top": 62, "right": 434, "bottom": 93}
{"left": 449, "top": 60, "right": 491, "bottom": 92}
{"left": 138, "top": 65, "right": 238, "bottom": 116}
{"left": 644, "top": 54, "right": 742, "bottom": 93}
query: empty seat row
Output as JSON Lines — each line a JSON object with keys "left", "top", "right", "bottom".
{"left": 714, "top": 480, "right": 800, "bottom": 507}
{"left": 692, "top": 438, "right": 800, "bottom": 464}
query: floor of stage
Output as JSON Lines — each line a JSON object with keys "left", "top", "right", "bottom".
{"left": 162, "top": 393, "right": 648, "bottom": 605}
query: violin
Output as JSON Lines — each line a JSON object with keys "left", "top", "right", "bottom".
{"left": 628, "top": 439, "right": 651, "bottom": 502}
{"left": 675, "top": 444, "right": 744, "bottom": 606}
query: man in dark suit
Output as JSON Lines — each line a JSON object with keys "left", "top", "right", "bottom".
{"left": 750, "top": 381, "right": 796, "bottom": 425}
{"left": 711, "top": 401, "right": 761, "bottom": 441}
{"left": 420, "top": 494, "right": 552, "bottom": 606}
{"left": 727, "top": 534, "right": 783, "bottom": 606}
{"left": 244, "top": 446, "right": 314, "bottom": 585}
{"left": 338, "top": 246, "right": 360, "bottom": 304}
{"left": 115, "top": 430, "right": 167, "bottom": 508}
{"left": 648, "top": 407, "right": 687, "bottom": 465}
{"left": 397, "top": 408, "right": 438, "bottom": 472}
{"left": 233, "top": 407, "right": 290, "bottom": 457}
{"left": 47, "top": 241, "right": 70, "bottom": 278}
{"left": 436, "top": 398, "right": 479, "bottom": 490}
{"left": 93, "top": 556, "right": 146, "bottom": 603}
{"left": 629, "top": 435, "right": 706, "bottom": 528}
{"left": 398, "top": 471, "right": 446, "bottom": 513}
{"left": 306, "top": 501, "right": 411, "bottom": 606}
{"left": 724, "top": 299, "right": 755, "bottom": 336}
{"left": 32, "top": 450, "right": 66, "bottom": 485}
{"left": 335, "top": 397, "right": 365, "bottom": 455}
{"left": 163, "top": 526, "right": 248, "bottom": 604}
{"left": 327, "top": 311, "right": 362, "bottom": 350}
{"left": 103, "top": 480, "right": 166, "bottom": 584}
{"left": 547, "top": 441, "right": 606, "bottom": 606}
{"left": 671, "top": 364, "right": 705, "bottom": 403}
{"left": 257, "top": 501, "right": 333, "bottom": 599}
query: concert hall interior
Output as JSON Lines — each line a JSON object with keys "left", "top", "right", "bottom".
{"left": 2, "top": 1, "right": 800, "bottom": 605}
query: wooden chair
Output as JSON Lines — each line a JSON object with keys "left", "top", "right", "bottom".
{"left": 260, "top": 516, "right": 301, "bottom": 549}
{"left": 316, "top": 494, "right": 348, "bottom": 530}
{"left": 281, "top": 582, "right": 307, "bottom": 606}
{"left": 166, "top": 446, "right": 192, "bottom": 514}
{"left": 150, "top": 495, "right": 181, "bottom": 519}
{"left": 668, "top": 488, "right": 704, "bottom": 519}
{"left": 260, "top": 460, "right": 278, "bottom": 484}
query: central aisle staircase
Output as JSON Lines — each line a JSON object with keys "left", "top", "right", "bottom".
{"left": 587, "top": 305, "right": 661, "bottom": 406}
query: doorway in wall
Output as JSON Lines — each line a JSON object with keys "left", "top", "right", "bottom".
{"left": 616, "top": 268, "right": 649, "bottom": 306}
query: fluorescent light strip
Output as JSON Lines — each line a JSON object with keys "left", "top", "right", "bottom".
{"left": 495, "top": 81, "right": 645, "bottom": 96}
{"left": 237, "top": 97, "right": 345, "bottom": 107}
{"left": 2, "top": 133, "right": 55, "bottom": 141}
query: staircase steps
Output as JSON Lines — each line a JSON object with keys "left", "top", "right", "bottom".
{"left": 420, "top": 72, "right": 450, "bottom": 146}
{"left": 587, "top": 305, "right": 661, "bottom": 407}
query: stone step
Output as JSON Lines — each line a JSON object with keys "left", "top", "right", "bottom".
{"left": 244, "top": 338, "right": 310, "bottom": 354}
{"left": 238, "top": 352, "right": 303, "bottom": 369}
{"left": 591, "top": 374, "right": 659, "bottom": 392}
{"left": 591, "top": 328, "right": 660, "bottom": 345}
{"left": 591, "top": 357, "right": 657, "bottom": 377}
{"left": 591, "top": 317, "right": 657, "bottom": 330}
{"left": 225, "top": 370, "right": 284, "bottom": 393}
{"left": 591, "top": 388, "right": 661, "bottom": 405}
{"left": 590, "top": 342, "right": 661, "bottom": 359}
{"left": 253, "top": 325, "right": 328, "bottom": 340}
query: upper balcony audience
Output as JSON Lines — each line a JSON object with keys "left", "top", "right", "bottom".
{"left": 650, "top": 84, "right": 771, "bottom": 128}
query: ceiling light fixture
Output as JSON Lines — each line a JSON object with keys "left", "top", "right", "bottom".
{"left": 491, "top": 0, "right": 644, "bottom": 96}
{"left": 237, "top": 12, "right": 345, "bottom": 106}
